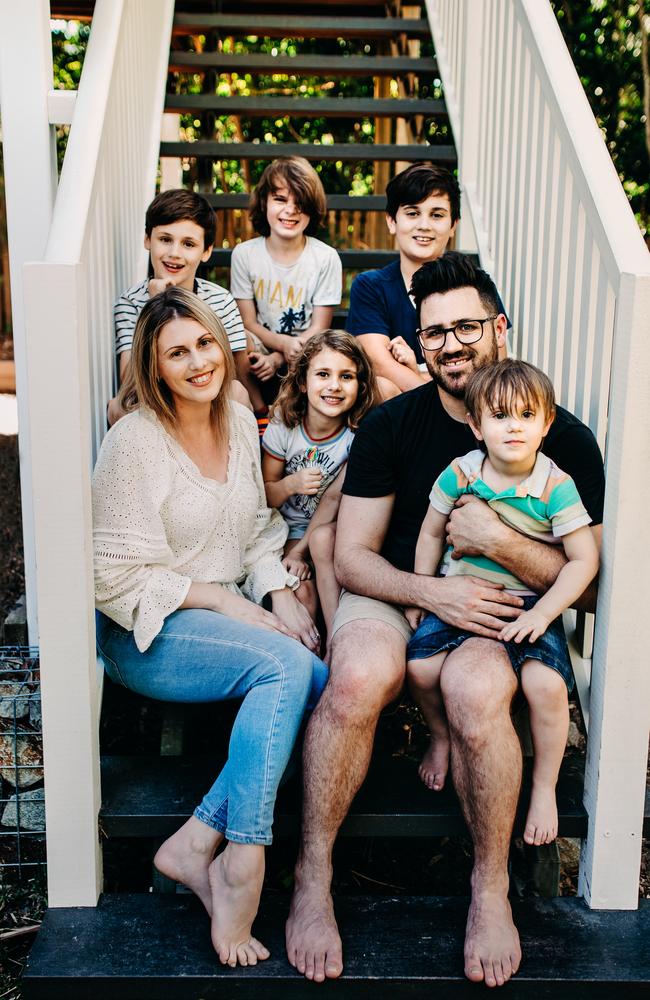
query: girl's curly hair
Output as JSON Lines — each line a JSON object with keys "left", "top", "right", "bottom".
{"left": 270, "top": 330, "right": 377, "bottom": 431}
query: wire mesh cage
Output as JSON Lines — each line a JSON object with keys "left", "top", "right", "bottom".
{"left": 0, "top": 647, "right": 45, "bottom": 882}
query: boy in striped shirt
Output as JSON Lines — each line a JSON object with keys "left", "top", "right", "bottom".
{"left": 108, "top": 189, "right": 250, "bottom": 425}
{"left": 405, "top": 359, "right": 599, "bottom": 846}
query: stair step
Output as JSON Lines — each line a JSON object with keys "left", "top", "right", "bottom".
{"left": 99, "top": 753, "right": 588, "bottom": 839}
{"left": 168, "top": 53, "right": 437, "bottom": 76}
{"left": 160, "top": 140, "right": 455, "bottom": 162}
{"left": 206, "top": 193, "right": 387, "bottom": 211}
{"left": 172, "top": 15, "right": 431, "bottom": 39}
{"left": 23, "top": 893, "right": 650, "bottom": 998}
{"left": 207, "top": 248, "right": 399, "bottom": 269}
{"left": 165, "top": 95, "right": 444, "bottom": 118}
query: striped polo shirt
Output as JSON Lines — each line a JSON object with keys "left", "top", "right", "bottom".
{"left": 114, "top": 277, "right": 247, "bottom": 357}
{"left": 430, "top": 449, "right": 591, "bottom": 594}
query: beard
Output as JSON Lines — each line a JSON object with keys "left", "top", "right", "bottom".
{"left": 425, "top": 335, "right": 499, "bottom": 399}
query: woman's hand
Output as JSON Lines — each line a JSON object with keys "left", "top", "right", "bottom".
{"left": 182, "top": 582, "right": 300, "bottom": 641}
{"left": 270, "top": 588, "right": 320, "bottom": 652}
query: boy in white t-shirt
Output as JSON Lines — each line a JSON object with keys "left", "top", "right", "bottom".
{"left": 230, "top": 157, "right": 342, "bottom": 426}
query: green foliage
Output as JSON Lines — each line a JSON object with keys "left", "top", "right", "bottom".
{"left": 170, "top": 31, "right": 440, "bottom": 198}
{"left": 50, "top": 19, "right": 90, "bottom": 171}
{"left": 552, "top": 1, "right": 649, "bottom": 235}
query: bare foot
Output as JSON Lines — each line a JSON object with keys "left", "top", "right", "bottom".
{"left": 286, "top": 878, "right": 343, "bottom": 982}
{"left": 208, "top": 844, "right": 270, "bottom": 967}
{"left": 418, "top": 733, "right": 450, "bottom": 792}
{"left": 464, "top": 887, "right": 521, "bottom": 988}
{"left": 154, "top": 816, "right": 223, "bottom": 915}
{"left": 524, "top": 784, "right": 558, "bottom": 845}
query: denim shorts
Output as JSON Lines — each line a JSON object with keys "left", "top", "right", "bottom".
{"left": 406, "top": 595, "right": 574, "bottom": 692}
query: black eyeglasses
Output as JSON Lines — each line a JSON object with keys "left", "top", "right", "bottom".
{"left": 416, "top": 316, "right": 498, "bottom": 352}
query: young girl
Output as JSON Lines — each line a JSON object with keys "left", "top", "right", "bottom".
{"left": 262, "top": 330, "right": 377, "bottom": 652}
{"left": 405, "top": 359, "right": 599, "bottom": 847}
{"left": 230, "top": 156, "right": 342, "bottom": 426}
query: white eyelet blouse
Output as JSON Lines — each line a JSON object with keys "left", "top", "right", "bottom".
{"left": 92, "top": 402, "right": 297, "bottom": 652}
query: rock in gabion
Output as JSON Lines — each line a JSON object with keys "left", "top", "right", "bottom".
{"left": 0, "top": 729, "right": 44, "bottom": 788}
{"left": 0, "top": 681, "right": 31, "bottom": 719}
{"left": 1, "top": 788, "right": 45, "bottom": 831}
{"left": 28, "top": 694, "right": 42, "bottom": 728}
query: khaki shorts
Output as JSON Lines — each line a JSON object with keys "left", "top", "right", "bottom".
{"left": 331, "top": 589, "right": 413, "bottom": 644}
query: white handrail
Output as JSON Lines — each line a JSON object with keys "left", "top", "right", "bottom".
{"left": 427, "top": 0, "right": 650, "bottom": 911}
{"left": 21, "top": 0, "right": 174, "bottom": 907}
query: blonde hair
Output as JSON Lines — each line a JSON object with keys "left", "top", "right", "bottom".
{"left": 270, "top": 329, "right": 377, "bottom": 431}
{"left": 119, "top": 286, "right": 235, "bottom": 442}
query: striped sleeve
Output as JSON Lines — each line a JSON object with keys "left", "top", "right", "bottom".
{"left": 197, "top": 279, "right": 247, "bottom": 354}
{"left": 547, "top": 475, "right": 592, "bottom": 537}
{"left": 114, "top": 280, "right": 148, "bottom": 355}
{"left": 429, "top": 461, "right": 464, "bottom": 516}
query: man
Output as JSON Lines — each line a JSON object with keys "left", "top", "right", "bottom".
{"left": 286, "top": 252, "right": 604, "bottom": 987}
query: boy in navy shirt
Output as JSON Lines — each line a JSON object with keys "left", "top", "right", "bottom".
{"left": 346, "top": 163, "right": 460, "bottom": 392}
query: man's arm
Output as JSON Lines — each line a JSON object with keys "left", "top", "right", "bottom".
{"left": 446, "top": 495, "right": 602, "bottom": 612}
{"left": 335, "top": 493, "right": 523, "bottom": 638}
{"left": 357, "top": 334, "right": 429, "bottom": 392}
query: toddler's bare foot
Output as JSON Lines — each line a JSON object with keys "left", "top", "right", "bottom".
{"left": 153, "top": 816, "right": 222, "bottom": 915}
{"left": 418, "top": 733, "right": 450, "bottom": 791}
{"left": 524, "top": 784, "right": 558, "bottom": 845}
{"left": 208, "top": 844, "right": 270, "bottom": 967}
{"left": 464, "top": 884, "right": 521, "bottom": 987}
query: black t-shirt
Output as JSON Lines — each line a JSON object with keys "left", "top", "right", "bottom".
{"left": 342, "top": 381, "right": 605, "bottom": 573}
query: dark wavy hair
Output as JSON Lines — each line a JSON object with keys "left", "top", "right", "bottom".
{"left": 145, "top": 189, "right": 216, "bottom": 249}
{"left": 118, "top": 286, "right": 235, "bottom": 442}
{"left": 410, "top": 251, "right": 500, "bottom": 326}
{"left": 270, "top": 330, "right": 377, "bottom": 431}
{"left": 385, "top": 163, "right": 460, "bottom": 222}
{"left": 248, "top": 157, "right": 327, "bottom": 237}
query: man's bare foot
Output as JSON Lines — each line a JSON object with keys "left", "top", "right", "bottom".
{"left": 524, "top": 784, "right": 558, "bottom": 845}
{"left": 418, "top": 733, "right": 450, "bottom": 792}
{"left": 154, "top": 816, "right": 223, "bottom": 915}
{"left": 208, "top": 843, "right": 270, "bottom": 967}
{"left": 464, "top": 886, "right": 521, "bottom": 988}
{"left": 286, "top": 878, "right": 343, "bottom": 982}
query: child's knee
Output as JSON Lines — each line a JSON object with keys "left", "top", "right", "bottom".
{"left": 521, "top": 660, "right": 568, "bottom": 705}
{"left": 310, "top": 522, "right": 336, "bottom": 561}
{"left": 406, "top": 655, "right": 437, "bottom": 689}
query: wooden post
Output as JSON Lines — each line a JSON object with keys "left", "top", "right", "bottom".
{"left": 0, "top": 0, "right": 58, "bottom": 642}
{"left": 578, "top": 271, "right": 650, "bottom": 908}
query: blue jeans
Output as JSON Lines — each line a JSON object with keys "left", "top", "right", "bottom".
{"left": 96, "top": 609, "right": 328, "bottom": 845}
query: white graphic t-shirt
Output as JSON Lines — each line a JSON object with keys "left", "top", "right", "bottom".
{"left": 230, "top": 236, "right": 342, "bottom": 336}
{"left": 262, "top": 419, "right": 354, "bottom": 536}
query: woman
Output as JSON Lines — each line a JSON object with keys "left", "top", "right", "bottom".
{"left": 93, "top": 286, "right": 326, "bottom": 968}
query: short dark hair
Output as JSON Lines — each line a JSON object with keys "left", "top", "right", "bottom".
{"left": 385, "top": 163, "right": 460, "bottom": 222}
{"left": 465, "top": 358, "right": 556, "bottom": 426}
{"left": 145, "top": 189, "right": 216, "bottom": 250}
{"left": 410, "top": 251, "right": 499, "bottom": 326}
{"left": 249, "top": 157, "right": 327, "bottom": 237}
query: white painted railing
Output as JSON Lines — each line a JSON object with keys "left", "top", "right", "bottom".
{"left": 427, "top": 0, "right": 650, "bottom": 910}
{"left": 19, "top": 0, "right": 174, "bottom": 907}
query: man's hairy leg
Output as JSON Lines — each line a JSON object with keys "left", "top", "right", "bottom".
{"left": 287, "top": 619, "right": 406, "bottom": 982}
{"left": 441, "top": 638, "right": 522, "bottom": 989}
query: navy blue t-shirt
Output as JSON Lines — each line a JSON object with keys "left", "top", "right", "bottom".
{"left": 342, "top": 381, "right": 605, "bottom": 573}
{"left": 346, "top": 260, "right": 509, "bottom": 366}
